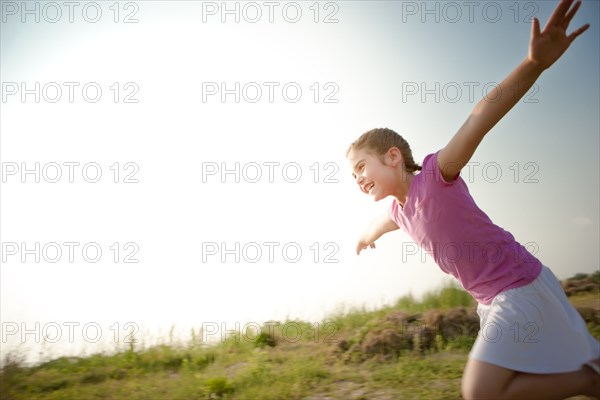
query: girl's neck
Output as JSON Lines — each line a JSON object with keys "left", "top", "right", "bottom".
{"left": 394, "top": 172, "right": 415, "bottom": 208}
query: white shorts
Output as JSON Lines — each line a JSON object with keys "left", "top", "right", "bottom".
{"left": 469, "top": 266, "right": 600, "bottom": 373}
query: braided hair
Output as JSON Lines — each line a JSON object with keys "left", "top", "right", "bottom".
{"left": 346, "top": 128, "right": 422, "bottom": 174}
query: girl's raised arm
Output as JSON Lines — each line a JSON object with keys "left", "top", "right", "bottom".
{"left": 437, "top": 0, "right": 589, "bottom": 182}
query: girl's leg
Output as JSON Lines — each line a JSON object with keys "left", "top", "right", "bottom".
{"left": 461, "top": 358, "right": 600, "bottom": 400}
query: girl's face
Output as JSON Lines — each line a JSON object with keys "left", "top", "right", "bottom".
{"left": 348, "top": 146, "right": 402, "bottom": 202}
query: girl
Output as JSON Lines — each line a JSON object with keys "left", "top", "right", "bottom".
{"left": 347, "top": 1, "right": 599, "bottom": 398}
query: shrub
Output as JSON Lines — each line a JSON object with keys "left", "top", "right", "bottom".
{"left": 204, "top": 376, "right": 234, "bottom": 398}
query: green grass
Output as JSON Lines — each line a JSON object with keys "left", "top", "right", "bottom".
{"left": 395, "top": 284, "right": 475, "bottom": 313}
{"left": 1, "top": 280, "right": 597, "bottom": 400}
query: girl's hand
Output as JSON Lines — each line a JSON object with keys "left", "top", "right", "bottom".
{"left": 356, "top": 240, "right": 376, "bottom": 255}
{"left": 529, "top": 0, "right": 590, "bottom": 71}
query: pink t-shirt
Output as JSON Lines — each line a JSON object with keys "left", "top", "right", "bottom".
{"left": 389, "top": 151, "right": 542, "bottom": 305}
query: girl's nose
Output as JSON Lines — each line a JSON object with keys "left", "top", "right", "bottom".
{"left": 355, "top": 174, "right": 365, "bottom": 186}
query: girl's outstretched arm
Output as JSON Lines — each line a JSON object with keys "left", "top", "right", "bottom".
{"left": 437, "top": 0, "right": 590, "bottom": 182}
{"left": 356, "top": 213, "right": 399, "bottom": 255}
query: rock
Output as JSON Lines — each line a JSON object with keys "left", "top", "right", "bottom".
{"left": 360, "top": 328, "right": 413, "bottom": 359}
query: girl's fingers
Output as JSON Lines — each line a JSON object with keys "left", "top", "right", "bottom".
{"left": 568, "top": 23, "right": 590, "bottom": 42}
{"left": 562, "top": 0, "right": 581, "bottom": 30}
{"left": 546, "top": 0, "right": 574, "bottom": 29}
{"left": 531, "top": 17, "right": 541, "bottom": 40}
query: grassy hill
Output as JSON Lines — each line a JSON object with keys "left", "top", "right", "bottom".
{"left": 2, "top": 272, "right": 598, "bottom": 400}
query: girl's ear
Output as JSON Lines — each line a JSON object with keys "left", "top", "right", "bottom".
{"left": 387, "top": 147, "right": 403, "bottom": 167}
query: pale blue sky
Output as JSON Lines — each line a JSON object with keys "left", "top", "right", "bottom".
{"left": 1, "top": 1, "right": 598, "bottom": 364}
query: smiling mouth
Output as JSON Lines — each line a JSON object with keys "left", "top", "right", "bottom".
{"left": 364, "top": 183, "right": 375, "bottom": 194}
